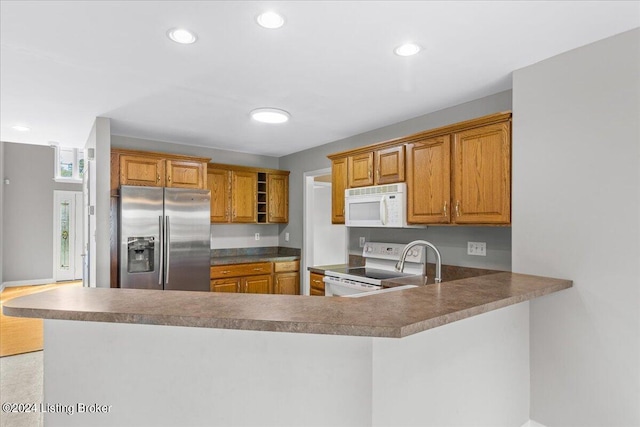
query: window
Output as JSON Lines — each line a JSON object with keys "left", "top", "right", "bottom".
{"left": 54, "top": 146, "right": 84, "bottom": 183}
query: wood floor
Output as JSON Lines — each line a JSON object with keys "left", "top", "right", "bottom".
{"left": 0, "top": 281, "right": 81, "bottom": 357}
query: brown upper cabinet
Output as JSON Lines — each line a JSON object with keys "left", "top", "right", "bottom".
{"left": 207, "top": 163, "right": 290, "bottom": 224}
{"left": 331, "top": 158, "right": 348, "bottom": 224}
{"left": 375, "top": 145, "right": 405, "bottom": 184}
{"left": 406, "top": 135, "right": 451, "bottom": 224}
{"left": 348, "top": 152, "right": 374, "bottom": 187}
{"left": 347, "top": 146, "right": 405, "bottom": 188}
{"left": 112, "top": 149, "right": 209, "bottom": 191}
{"left": 452, "top": 122, "right": 511, "bottom": 224}
{"left": 231, "top": 170, "right": 258, "bottom": 223}
{"left": 328, "top": 112, "right": 512, "bottom": 226}
{"left": 267, "top": 173, "right": 289, "bottom": 223}
{"left": 207, "top": 168, "right": 231, "bottom": 223}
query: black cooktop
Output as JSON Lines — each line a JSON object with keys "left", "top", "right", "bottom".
{"left": 341, "top": 267, "right": 411, "bottom": 281}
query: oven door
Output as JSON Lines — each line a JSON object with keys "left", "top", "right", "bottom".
{"left": 323, "top": 276, "right": 381, "bottom": 296}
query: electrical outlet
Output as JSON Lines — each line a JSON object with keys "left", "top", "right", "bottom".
{"left": 359, "top": 237, "right": 366, "bottom": 247}
{"left": 467, "top": 242, "right": 486, "bottom": 256}
{"left": 285, "top": 232, "right": 290, "bottom": 242}
{"left": 254, "top": 233, "right": 260, "bottom": 241}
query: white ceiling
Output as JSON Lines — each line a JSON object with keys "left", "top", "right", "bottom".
{"left": 1, "top": 1, "right": 638, "bottom": 157}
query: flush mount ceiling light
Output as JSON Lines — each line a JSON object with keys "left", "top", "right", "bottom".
{"left": 250, "top": 108, "right": 290, "bottom": 124}
{"left": 12, "top": 125, "right": 30, "bottom": 132}
{"left": 167, "top": 28, "right": 197, "bottom": 44}
{"left": 256, "top": 11, "right": 285, "bottom": 29}
{"left": 394, "top": 42, "right": 422, "bottom": 57}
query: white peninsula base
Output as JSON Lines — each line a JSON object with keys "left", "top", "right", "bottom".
{"left": 43, "top": 302, "right": 530, "bottom": 427}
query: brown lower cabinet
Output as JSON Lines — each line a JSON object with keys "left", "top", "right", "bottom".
{"left": 309, "top": 272, "right": 325, "bottom": 296}
{"left": 210, "top": 260, "right": 300, "bottom": 295}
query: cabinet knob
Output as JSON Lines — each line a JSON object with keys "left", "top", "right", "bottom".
{"left": 167, "top": 175, "right": 171, "bottom": 182}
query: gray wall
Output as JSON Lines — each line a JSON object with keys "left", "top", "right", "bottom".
{"left": 512, "top": 29, "right": 639, "bottom": 425}
{"left": 278, "top": 90, "right": 512, "bottom": 269}
{"left": 111, "top": 135, "right": 279, "bottom": 169}
{"left": 1, "top": 142, "right": 81, "bottom": 284}
{"left": 348, "top": 227, "right": 511, "bottom": 271}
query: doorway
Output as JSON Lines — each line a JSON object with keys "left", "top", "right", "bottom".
{"left": 302, "top": 168, "right": 347, "bottom": 295}
{"left": 53, "top": 191, "right": 83, "bottom": 281}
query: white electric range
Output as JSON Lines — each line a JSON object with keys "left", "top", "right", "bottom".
{"left": 323, "top": 242, "right": 425, "bottom": 296}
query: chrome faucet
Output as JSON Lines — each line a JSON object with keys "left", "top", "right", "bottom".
{"left": 395, "top": 240, "right": 443, "bottom": 283}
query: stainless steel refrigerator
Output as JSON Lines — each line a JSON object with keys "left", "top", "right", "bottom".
{"left": 119, "top": 185, "right": 211, "bottom": 291}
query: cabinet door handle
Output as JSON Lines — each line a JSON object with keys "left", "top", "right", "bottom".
{"left": 253, "top": 268, "right": 262, "bottom": 271}
{"left": 455, "top": 201, "right": 460, "bottom": 217}
{"left": 157, "top": 174, "right": 160, "bottom": 182}
{"left": 221, "top": 270, "right": 230, "bottom": 274}
{"left": 443, "top": 201, "right": 447, "bottom": 217}
{"left": 167, "top": 174, "right": 171, "bottom": 182}
{"left": 368, "top": 168, "right": 372, "bottom": 179}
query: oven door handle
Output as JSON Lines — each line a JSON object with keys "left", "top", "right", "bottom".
{"left": 323, "top": 276, "right": 381, "bottom": 297}
{"left": 380, "top": 196, "right": 388, "bottom": 225}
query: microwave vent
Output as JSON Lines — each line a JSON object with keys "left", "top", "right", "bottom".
{"left": 347, "top": 184, "right": 398, "bottom": 196}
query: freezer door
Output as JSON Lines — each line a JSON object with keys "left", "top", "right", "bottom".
{"left": 120, "top": 186, "right": 163, "bottom": 289}
{"left": 163, "top": 188, "right": 211, "bottom": 291}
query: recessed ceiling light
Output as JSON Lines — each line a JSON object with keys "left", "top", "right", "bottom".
{"left": 394, "top": 43, "right": 422, "bottom": 57}
{"left": 256, "top": 11, "right": 285, "bottom": 29}
{"left": 12, "top": 125, "right": 30, "bottom": 132}
{"left": 250, "top": 108, "right": 290, "bottom": 124}
{"left": 167, "top": 28, "right": 197, "bottom": 44}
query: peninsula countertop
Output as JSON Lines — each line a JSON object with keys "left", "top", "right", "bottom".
{"left": 3, "top": 272, "right": 571, "bottom": 338}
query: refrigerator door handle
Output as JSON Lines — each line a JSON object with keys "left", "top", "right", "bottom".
{"left": 158, "top": 216, "right": 164, "bottom": 286}
{"left": 165, "top": 216, "right": 170, "bottom": 285}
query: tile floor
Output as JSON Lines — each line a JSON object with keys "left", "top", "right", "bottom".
{"left": 0, "top": 351, "right": 43, "bottom": 427}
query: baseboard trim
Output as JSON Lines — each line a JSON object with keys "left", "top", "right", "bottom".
{"left": 1, "top": 278, "right": 56, "bottom": 288}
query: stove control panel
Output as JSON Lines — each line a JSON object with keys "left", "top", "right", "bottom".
{"left": 362, "top": 242, "right": 424, "bottom": 263}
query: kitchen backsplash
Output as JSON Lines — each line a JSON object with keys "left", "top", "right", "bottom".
{"left": 348, "top": 226, "right": 511, "bottom": 271}
{"left": 210, "top": 224, "right": 279, "bottom": 249}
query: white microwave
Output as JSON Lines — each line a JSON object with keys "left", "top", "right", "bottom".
{"left": 345, "top": 183, "right": 409, "bottom": 227}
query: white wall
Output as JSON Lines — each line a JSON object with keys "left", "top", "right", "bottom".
{"left": 85, "top": 118, "right": 111, "bottom": 288}
{"left": 0, "top": 142, "right": 4, "bottom": 288}
{"left": 44, "top": 301, "right": 529, "bottom": 427}
{"left": 312, "top": 184, "right": 346, "bottom": 266}
{"left": 512, "top": 28, "right": 639, "bottom": 426}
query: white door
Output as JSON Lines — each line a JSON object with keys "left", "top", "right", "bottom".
{"left": 54, "top": 191, "right": 83, "bottom": 281}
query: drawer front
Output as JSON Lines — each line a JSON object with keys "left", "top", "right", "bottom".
{"left": 309, "top": 272, "right": 325, "bottom": 296}
{"left": 210, "top": 262, "right": 273, "bottom": 279}
{"left": 274, "top": 260, "right": 300, "bottom": 273}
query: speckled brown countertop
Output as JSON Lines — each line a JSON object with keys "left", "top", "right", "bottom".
{"left": 210, "top": 246, "right": 300, "bottom": 266}
{"left": 3, "top": 272, "right": 571, "bottom": 338}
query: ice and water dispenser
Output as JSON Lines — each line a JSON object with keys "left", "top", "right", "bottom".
{"left": 126, "top": 237, "right": 155, "bottom": 273}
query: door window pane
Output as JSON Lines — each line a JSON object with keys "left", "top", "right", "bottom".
{"left": 78, "top": 150, "right": 84, "bottom": 178}
{"left": 60, "top": 201, "right": 70, "bottom": 269}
